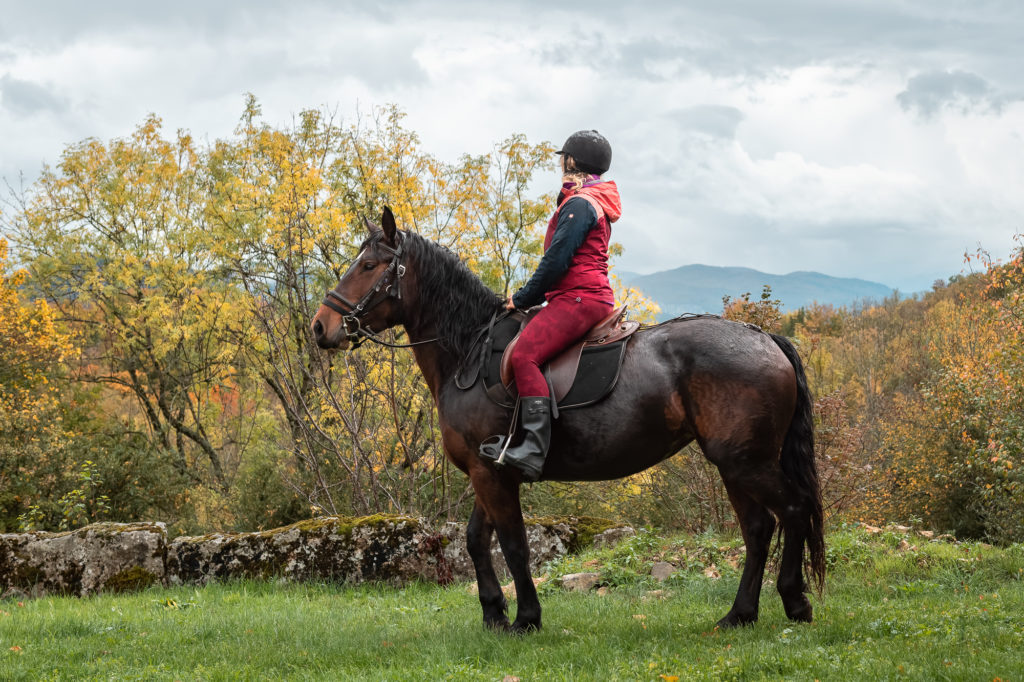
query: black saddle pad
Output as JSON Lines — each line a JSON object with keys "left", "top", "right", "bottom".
{"left": 471, "top": 314, "right": 629, "bottom": 410}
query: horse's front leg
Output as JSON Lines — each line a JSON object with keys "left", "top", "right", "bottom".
{"left": 469, "top": 464, "right": 541, "bottom": 633}
{"left": 467, "top": 499, "right": 510, "bottom": 630}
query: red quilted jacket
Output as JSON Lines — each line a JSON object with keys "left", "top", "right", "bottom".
{"left": 543, "top": 180, "right": 622, "bottom": 304}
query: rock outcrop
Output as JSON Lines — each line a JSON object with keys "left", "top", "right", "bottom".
{"left": 167, "top": 515, "right": 437, "bottom": 586}
{"left": 0, "top": 522, "right": 166, "bottom": 598}
{"left": 1, "top": 515, "right": 633, "bottom": 598}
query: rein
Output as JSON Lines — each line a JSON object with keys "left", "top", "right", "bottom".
{"left": 320, "top": 233, "right": 440, "bottom": 350}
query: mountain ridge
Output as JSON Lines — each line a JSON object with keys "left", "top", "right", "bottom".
{"left": 617, "top": 264, "right": 896, "bottom": 320}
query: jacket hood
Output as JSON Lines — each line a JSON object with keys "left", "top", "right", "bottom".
{"left": 577, "top": 180, "right": 622, "bottom": 223}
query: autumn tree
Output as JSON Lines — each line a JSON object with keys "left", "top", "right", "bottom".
{"left": 5, "top": 117, "right": 278, "bottom": 530}
{"left": 459, "top": 134, "right": 555, "bottom": 296}
{"left": 864, "top": 246, "right": 1024, "bottom": 542}
{"left": 0, "top": 237, "right": 79, "bottom": 529}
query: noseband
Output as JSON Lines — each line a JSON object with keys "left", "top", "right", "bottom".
{"left": 320, "top": 234, "right": 436, "bottom": 349}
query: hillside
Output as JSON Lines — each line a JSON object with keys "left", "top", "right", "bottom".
{"left": 619, "top": 264, "right": 896, "bottom": 319}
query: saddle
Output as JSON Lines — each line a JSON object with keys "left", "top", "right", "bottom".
{"left": 456, "top": 305, "right": 641, "bottom": 410}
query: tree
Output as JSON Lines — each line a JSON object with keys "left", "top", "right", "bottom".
{"left": 6, "top": 116, "right": 270, "bottom": 528}
{"left": 462, "top": 134, "right": 555, "bottom": 296}
{"left": 0, "top": 237, "right": 77, "bottom": 529}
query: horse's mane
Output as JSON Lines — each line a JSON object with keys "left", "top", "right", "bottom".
{"left": 373, "top": 230, "right": 504, "bottom": 358}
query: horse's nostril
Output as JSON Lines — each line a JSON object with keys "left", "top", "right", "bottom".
{"left": 312, "top": 319, "right": 324, "bottom": 338}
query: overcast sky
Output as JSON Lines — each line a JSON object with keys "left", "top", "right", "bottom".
{"left": 2, "top": 1, "right": 1022, "bottom": 292}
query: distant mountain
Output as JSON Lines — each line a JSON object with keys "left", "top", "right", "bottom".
{"left": 619, "top": 264, "right": 895, "bottom": 320}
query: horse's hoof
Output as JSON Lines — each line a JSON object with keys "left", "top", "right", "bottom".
{"left": 784, "top": 597, "right": 813, "bottom": 623}
{"left": 509, "top": 618, "right": 541, "bottom": 635}
{"left": 484, "top": 617, "right": 511, "bottom": 632}
{"left": 716, "top": 611, "right": 757, "bottom": 629}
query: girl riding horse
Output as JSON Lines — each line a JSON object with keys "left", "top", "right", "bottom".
{"left": 479, "top": 130, "right": 620, "bottom": 481}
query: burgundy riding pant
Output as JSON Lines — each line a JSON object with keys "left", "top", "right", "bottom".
{"left": 509, "top": 295, "right": 613, "bottom": 397}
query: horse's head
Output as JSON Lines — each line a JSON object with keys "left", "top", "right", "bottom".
{"left": 311, "top": 207, "right": 407, "bottom": 350}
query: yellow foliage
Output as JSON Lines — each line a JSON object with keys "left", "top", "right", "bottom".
{"left": 0, "top": 238, "right": 75, "bottom": 435}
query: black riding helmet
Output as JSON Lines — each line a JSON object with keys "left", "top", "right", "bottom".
{"left": 557, "top": 129, "right": 612, "bottom": 175}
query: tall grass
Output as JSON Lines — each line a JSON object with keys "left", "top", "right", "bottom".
{"left": 2, "top": 525, "right": 1021, "bottom": 680}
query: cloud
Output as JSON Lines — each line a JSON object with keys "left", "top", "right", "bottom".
{"left": 2, "top": 1, "right": 1024, "bottom": 294}
{"left": 668, "top": 105, "right": 745, "bottom": 139}
{"left": 0, "top": 74, "right": 68, "bottom": 116}
{"left": 896, "top": 69, "right": 1020, "bottom": 117}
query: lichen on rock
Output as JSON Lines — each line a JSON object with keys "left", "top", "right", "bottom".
{"left": 2, "top": 515, "right": 633, "bottom": 598}
{"left": 166, "top": 514, "right": 429, "bottom": 586}
{"left": 0, "top": 522, "right": 166, "bottom": 598}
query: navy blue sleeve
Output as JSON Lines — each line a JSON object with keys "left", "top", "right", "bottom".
{"left": 512, "top": 197, "right": 598, "bottom": 309}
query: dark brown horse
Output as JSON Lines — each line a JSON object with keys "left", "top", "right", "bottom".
{"left": 311, "top": 208, "right": 824, "bottom": 633}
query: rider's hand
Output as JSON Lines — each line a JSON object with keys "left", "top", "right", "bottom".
{"left": 505, "top": 297, "right": 516, "bottom": 310}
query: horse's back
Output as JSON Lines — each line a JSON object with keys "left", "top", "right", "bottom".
{"left": 648, "top": 316, "right": 792, "bottom": 377}
{"left": 542, "top": 317, "right": 797, "bottom": 481}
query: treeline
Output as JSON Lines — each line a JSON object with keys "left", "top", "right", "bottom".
{"left": 2, "top": 101, "right": 1021, "bottom": 543}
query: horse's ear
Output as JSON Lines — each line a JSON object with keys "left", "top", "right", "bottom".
{"left": 381, "top": 206, "right": 398, "bottom": 246}
{"left": 363, "top": 216, "right": 382, "bottom": 236}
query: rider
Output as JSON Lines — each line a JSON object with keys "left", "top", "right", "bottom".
{"left": 480, "top": 130, "right": 621, "bottom": 481}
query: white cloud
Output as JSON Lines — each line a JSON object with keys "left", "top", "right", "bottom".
{"left": 1, "top": 1, "right": 1023, "bottom": 293}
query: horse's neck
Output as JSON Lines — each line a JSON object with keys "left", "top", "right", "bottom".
{"left": 404, "top": 319, "right": 459, "bottom": 398}
{"left": 401, "top": 241, "right": 502, "bottom": 395}
{"left": 403, "top": 304, "right": 495, "bottom": 399}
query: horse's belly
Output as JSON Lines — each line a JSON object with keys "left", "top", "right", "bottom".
{"left": 542, "top": 420, "right": 694, "bottom": 482}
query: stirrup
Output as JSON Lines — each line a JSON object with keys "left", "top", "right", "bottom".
{"left": 478, "top": 435, "right": 511, "bottom": 463}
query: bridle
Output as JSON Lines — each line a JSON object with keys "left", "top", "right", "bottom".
{"left": 320, "top": 233, "right": 438, "bottom": 349}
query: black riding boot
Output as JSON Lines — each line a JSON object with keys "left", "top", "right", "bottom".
{"left": 479, "top": 396, "right": 551, "bottom": 482}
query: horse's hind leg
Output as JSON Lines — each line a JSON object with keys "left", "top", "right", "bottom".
{"left": 741, "top": 470, "right": 816, "bottom": 623}
{"left": 717, "top": 482, "right": 776, "bottom": 628}
{"left": 467, "top": 500, "right": 510, "bottom": 630}
{"left": 774, "top": 497, "right": 814, "bottom": 622}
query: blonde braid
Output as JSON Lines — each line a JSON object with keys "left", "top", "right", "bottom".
{"left": 561, "top": 155, "right": 596, "bottom": 191}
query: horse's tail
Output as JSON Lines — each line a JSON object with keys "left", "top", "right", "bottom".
{"left": 770, "top": 333, "right": 825, "bottom": 594}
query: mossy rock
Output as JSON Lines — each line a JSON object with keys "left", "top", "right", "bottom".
{"left": 106, "top": 566, "right": 160, "bottom": 592}
{"left": 167, "top": 514, "right": 430, "bottom": 587}
{"left": 0, "top": 522, "right": 166, "bottom": 597}
{"left": 524, "top": 516, "right": 622, "bottom": 553}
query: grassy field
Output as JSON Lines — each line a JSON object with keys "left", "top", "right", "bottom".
{"left": 2, "top": 524, "right": 1022, "bottom": 681}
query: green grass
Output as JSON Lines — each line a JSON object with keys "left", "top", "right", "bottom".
{"left": 2, "top": 525, "right": 1022, "bottom": 681}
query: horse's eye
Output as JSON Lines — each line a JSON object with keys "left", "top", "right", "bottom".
{"left": 363, "top": 261, "right": 377, "bottom": 271}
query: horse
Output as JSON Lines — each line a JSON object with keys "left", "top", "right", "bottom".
{"left": 311, "top": 207, "right": 825, "bottom": 633}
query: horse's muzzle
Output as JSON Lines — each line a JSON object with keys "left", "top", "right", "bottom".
{"left": 311, "top": 317, "right": 351, "bottom": 350}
